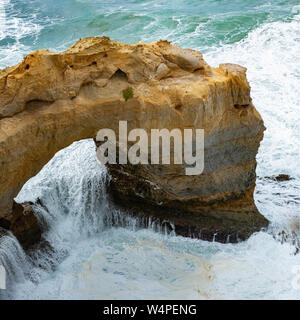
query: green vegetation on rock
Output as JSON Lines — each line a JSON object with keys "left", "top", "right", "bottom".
{"left": 122, "top": 86, "right": 134, "bottom": 101}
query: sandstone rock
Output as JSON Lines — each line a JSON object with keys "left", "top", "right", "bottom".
{"left": 0, "top": 37, "right": 268, "bottom": 244}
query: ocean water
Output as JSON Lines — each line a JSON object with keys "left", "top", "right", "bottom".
{"left": 0, "top": 0, "right": 300, "bottom": 299}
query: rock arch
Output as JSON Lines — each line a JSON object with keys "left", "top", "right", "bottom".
{"left": 0, "top": 37, "right": 268, "bottom": 245}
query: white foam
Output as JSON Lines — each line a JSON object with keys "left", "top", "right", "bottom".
{"left": 0, "top": 0, "right": 43, "bottom": 68}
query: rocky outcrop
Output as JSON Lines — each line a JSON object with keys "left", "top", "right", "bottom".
{"left": 10, "top": 201, "right": 42, "bottom": 249}
{"left": 0, "top": 37, "right": 268, "bottom": 245}
{"left": 0, "top": 201, "right": 42, "bottom": 249}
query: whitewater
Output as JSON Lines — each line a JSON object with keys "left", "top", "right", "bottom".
{"left": 0, "top": 0, "right": 299, "bottom": 299}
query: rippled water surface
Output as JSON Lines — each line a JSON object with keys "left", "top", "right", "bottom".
{"left": 0, "top": 0, "right": 300, "bottom": 299}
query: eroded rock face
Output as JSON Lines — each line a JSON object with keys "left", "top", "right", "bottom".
{"left": 0, "top": 37, "right": 268, "bottom": 245}
{"left": 0, "top": 201, "right": 42, "bottom": 249}
{"left": 10, "top": 201, "right": 42, "bottom": 249}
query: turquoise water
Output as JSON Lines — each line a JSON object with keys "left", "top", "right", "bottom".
{"left": 0, "top": 0, "right": 300, "bottom": 299}
{"left": 0, "top": 0, "right": 299, "bottom": 66}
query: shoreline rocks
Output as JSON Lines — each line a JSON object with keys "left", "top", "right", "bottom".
{"left": 0, "top": 201, "right": 42, "bottom": 250}
{"left": 107, "top": 164, "right": 268, "bottom": 242}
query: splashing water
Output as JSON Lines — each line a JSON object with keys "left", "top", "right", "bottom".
{"left": 0, "top": 0, "right": 300, "bottom": 299}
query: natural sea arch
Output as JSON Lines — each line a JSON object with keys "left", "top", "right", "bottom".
{"left": 0, "top": 37, "right": 268, "bottom": 242}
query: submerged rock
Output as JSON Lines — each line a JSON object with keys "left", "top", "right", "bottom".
{"left": 0, "top": 37, "right": 268, "bottom": 245}
{"left": 264, "top": 174, "right": 293, "bottom": 182}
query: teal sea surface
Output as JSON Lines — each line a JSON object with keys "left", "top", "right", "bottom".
{"left": 0, "top": 0, "right": 300, "bottom": 299}
{"left": 0, "top": 0, "right": 299, "bottom": 66}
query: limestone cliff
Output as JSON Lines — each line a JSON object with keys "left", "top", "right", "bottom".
{"left": 0, "top": 37, "right": 268, "bottom": 246}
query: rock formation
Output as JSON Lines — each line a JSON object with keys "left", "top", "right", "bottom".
{"left": 0, "top": 37, "right": 268, "bottom": 247}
